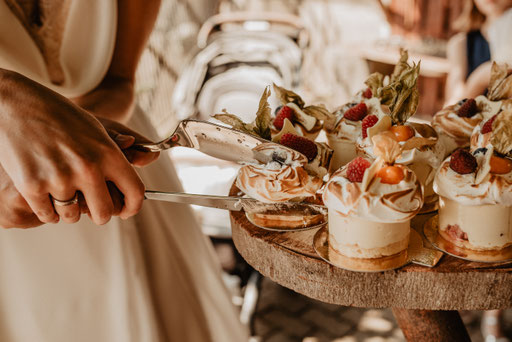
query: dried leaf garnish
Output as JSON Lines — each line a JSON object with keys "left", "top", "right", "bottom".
{"left": 401, "top": 123, "right": 438, "bottom": 150}
{"left": 476, "top": 95, "right": 502, "bottom": 120}
{"left": 390, "top": 49, "right": 409, "bottom": 83}
{"left": 213, "top": 86, "right": 271, "bottom": 140}
{"left": 212, "top": 110, "right": 253, "bottom": 133}
{"left": 273, "top": 83, "right": 305, "bottom": 108}
{"left": 380, "top": 62, "right": 420, "bottom": 125}
{"left": 488, "top": 62, "right": 512, "bottom": 101}
{"left": 490, "top": 109, "right": 512, "bottom": 156}
{"left": 303, "top": 105, "right": 331, "bottom": 121}
{"left": 253, "top": 86, "right": 272, "bottom": 139}
{"left": 364, "top": 72, "right": 384, "bottom": 97}
{"left": 372, "top": 133, "right": 402, "bottom": 164}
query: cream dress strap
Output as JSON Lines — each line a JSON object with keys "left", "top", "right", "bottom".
{"left": 0, "top": 0, "right": 116, "bottom": 97}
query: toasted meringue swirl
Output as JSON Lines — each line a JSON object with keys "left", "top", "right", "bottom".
{"left": 432, "top": 104, "right": 483, "bottom": 153}
{"left": 434, "top": 156, "right": 512, "bottom": 206}
{"left": 237, "top": 163, "right": 322, "bottom": 203}
{"left": 322, "top": 165, "right": 423, "bottom": 222}
{"left": 237, "top": 145, "right": 322, "bottom": 203}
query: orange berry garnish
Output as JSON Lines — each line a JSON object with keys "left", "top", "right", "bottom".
{"left": 490, "top": 156, "right": 512, "bottom": 174}
{"left": 376, "top": 165, "right": 405, "bottom": 184}
{"left": 389, "top": 125, "right": 414, "bottom": 142}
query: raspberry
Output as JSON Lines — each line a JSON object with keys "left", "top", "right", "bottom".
{"left": 279, "top": 133, "right": 318, "bottom": 161}
{"left": 457, "top": 98, "right": 478, "bottom": 118}
{"left": 343, "top": 103, "right": 368, "bottom": 121}
{"left": 273, "top": 106, "right": 294, "bottom": 130}
{"left": 481, "top": 114, "right": 498, "bottom": 134}
{"left": 362, "top": 88, "right": 372, "bottom": 99}
{"left": 361, "top": 114, "right": 379, "bottom": 139}
{"left": 449, "top": 149, "right": 477, "bottom": 174}
{"left": 346, "top": 157, "right": 372, "bottom": 183}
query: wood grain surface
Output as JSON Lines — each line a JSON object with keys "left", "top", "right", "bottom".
{"left": 229, "top": 186, "right": 512, "bottom": 310}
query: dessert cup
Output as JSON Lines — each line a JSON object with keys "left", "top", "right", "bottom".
{"left": 434, "top": 135, "right": 512, "bottom": 255}
{"left": 431, "top": 95, "right": 502, "bottom": 157}
{"left": 323, "top": 136, "right": 423, "bottom": 269}
{"left": 438, "top": 196, "right": 512, "bottom": 251}
{"left": 236, "top": 144, "right": 322, "bottom": 203}
{"left": 328, "top": 212, "right": 410, "bottom": 258}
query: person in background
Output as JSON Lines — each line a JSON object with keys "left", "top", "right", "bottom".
{"left": 0, "top": 0, "right": 247, "bottom": 341}
{"left": 445, "top": 0, "right": 512, "bottom": 103}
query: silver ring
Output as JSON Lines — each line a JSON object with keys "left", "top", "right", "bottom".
{"left": 52, "top": 193, "right": 79, "bottom": 207}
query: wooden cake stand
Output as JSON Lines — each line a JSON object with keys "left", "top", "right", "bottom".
{"left": 229, "top": 187, "right": 512, "bottom": 341}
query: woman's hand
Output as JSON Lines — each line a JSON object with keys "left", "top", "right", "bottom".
{"left": 97, "top": 116, "right": 160, "bottom": 167}
{"left": 0, "top": 164, "right": 42, "bottom": 228}
{"left": 0, "top": 69, "right": 145, "bottom": 225}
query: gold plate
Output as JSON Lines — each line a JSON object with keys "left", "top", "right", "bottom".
{"left": 313, "top": 226, "right": 443, "bottom": 272}
{"left": 423, "top": 215, "right": 512, "bottom": 263}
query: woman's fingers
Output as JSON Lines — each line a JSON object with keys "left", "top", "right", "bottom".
{"left": 81, "top": 173, "right": 115, "bottom": 225}
{"left": 51, "top": 191, "right": 80, "bottom": 224}
{"left": 107, "top": 181, "right": 124, "bottom": 216}
{"left": 23, "top": 192, "right": 59, "bottom": 224}
{"left": 106, "top": 163, "right": 145, "bottom": 220}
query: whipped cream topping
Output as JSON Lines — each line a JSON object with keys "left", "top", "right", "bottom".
{"left": 434, "top": 150, "right": 512, "bottom": 206}
{"left": 323, "top": 163, "right": 423, "bottom": 223}
{"left": 237, "top": 145, "right": 322, "bottom": 203}
{"left": 357, "top": 123, "right": 445, "bottom": 178}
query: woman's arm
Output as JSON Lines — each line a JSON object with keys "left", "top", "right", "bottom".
{"left": 464, "top": 61, "right": 492, "bottom": 98}
{"left": 444, "top": 33, "right": 468, "bottom": 104}
{"left": 72, "top": 0, "right": 162, "bottom": 123}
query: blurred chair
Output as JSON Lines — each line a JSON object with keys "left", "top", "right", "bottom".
{"left": 170, "top": 11, "right": 307, "bottom": 239}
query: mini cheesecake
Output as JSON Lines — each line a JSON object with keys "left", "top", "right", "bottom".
{"left": 434, "top": 146, "right": 512, "bottom": 251}
{"left": 432, "top": 96, "right": 501, "bottom": 157}
{"left": 236, "top": 144, "right": 323, "bottom": 203}
{"left": 324, "top": 98, "right": 389, "bottom": 171}
{"left": 323, "top": 135, "right": 423, "bottom": 259}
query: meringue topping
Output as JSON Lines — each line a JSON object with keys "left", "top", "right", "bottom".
{"left": 237, "top": 145, "right": 323, "bottom": 203}
{"left": 323, "top": 162, "right": 423, "bottom": 223}
{"left": 434, "top": 148, "right": 512, "bottom": 206}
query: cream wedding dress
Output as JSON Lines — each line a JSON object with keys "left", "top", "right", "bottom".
{"left": 0, "top": 1, "right": 248, "bottom": 341}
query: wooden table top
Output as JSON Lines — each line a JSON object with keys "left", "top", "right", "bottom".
{"left": 230, "top": 188, "right": 512, "bottom": 310}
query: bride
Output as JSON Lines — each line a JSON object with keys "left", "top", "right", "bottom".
{"left": 0, "top": 0, "right": 248, "bottom": 341}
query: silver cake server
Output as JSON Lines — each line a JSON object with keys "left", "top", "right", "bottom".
{"left": 133, "top": 119, "right": 299, "bottom": 164}
{"left": 144, "top": 190, "right": 327, "bottom": 231}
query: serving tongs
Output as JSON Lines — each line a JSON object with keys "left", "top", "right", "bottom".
{"left": 145, "top": 190, "right": 327, "bottom": 231}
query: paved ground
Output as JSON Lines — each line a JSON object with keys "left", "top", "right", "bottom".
{"left": 251, "top": 276, "right": 512, "bottom": 342}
